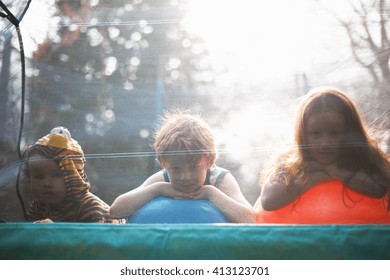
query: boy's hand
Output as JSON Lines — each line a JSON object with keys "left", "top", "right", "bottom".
{"left": 190, "top": 185, "right": 216, "bottom": 200}
{"left": 156, "top": 182, "right": 202, "bottom": 200}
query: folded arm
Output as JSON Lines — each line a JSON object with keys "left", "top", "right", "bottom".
{"left": 196, "top": 173, "right": 255, "bottom": 223}
{"left": 323, "top": 163, "right": 387, "bottom": 198}
{"left": 260, "top": 163, "right": 332, "bottom": 211}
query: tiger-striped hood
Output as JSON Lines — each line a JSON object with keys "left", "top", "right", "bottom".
{"left": 24, "top": 127, "right": 110, "bottom": 222}
{"left": 26, "top": 126, "right": 90, "bottom": 198}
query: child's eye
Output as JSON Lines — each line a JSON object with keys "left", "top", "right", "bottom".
{"left": 32, "top": 175, "right": 44, "bottom": 180}
{"left": 170, "top": 166, "right": 180, "bottom": 171}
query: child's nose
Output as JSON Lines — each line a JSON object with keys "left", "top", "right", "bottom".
{"left": 318, "top": 135, "right": 333, "bottom": 147}
{"left": 181, "top": 170, "right": 191, "bottom": 180}
{"left": 43, "top": 178, "right": 52, "bottom": 188}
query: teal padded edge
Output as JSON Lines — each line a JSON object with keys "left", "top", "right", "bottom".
{"left": 0, "top": 223, "right": 389, "bottom": 260}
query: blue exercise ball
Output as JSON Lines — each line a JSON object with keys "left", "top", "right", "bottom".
{"left": 127, "top": 196, "right": 230, "bottom": 223}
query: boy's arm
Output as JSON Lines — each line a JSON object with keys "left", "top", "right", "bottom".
{"left": 109, "top": 184, "right": 160, "bottom": 219}
{"left": 109, "top": 172, "right": 164, "bottom": 219}
{"left": 110, "top": 172, "right": 204, "bottom": 218}
{"left": 200, "top": 173, "right": 256, "bottom": 223}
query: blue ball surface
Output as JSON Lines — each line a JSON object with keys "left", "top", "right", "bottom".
{"left": 127, "top": 196, "right": 230, "bottom": 223}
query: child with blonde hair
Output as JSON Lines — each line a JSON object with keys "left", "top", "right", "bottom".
{"left": 110, "top": 110, "right": 255, "bottom": 223}
{"left": 255, "top": 87, "right": 390, "bottom": 223}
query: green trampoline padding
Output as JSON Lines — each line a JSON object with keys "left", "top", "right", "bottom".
{"left": 0, "top": 223, "right": 389, "bottom": 260}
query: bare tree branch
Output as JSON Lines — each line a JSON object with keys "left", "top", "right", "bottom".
{"left": 379, "top": 0, "right": 390, "bottom": 49}
{"left": 352, "top": 2, "right": 380, "bottom": 53}
{"left": 339, "top": 19, "right": 379, "bottom": 82}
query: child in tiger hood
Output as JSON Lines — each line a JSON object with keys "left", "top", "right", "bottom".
{"left": 23, "top": 126, "right": 111, "bottom": 223}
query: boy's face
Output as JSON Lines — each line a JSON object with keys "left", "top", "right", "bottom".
{"left": 28, "top": 154, "right": 67, "bottom": 206}
{"left": 163, "top": 155, "right": 210, "bottom": 193}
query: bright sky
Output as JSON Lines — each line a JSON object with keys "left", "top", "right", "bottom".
{"left": 182, "top": 0, "right": 312, "bottom": 86}
{"left": 21, "top": 0, "right": 55, "bottom": 55}
{"left": 181, "top": 0, "right": 313, "bottom": 141}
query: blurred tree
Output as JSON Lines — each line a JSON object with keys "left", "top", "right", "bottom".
{"left": 0, "top": 0, "right": 31, "bottom": 166}
{"left": 26, "top": 0, "right": 215, "bottom": 202}
{"left": 336, "top": 0, "right": 390, "bottom": 127}
{"left": 0, "top": 36, "right": 14, "bottom": 159}
{"left": 339, "top": 0, "right": 390, "bottom": 96}
{"left": 29, "top": 0, "right": 214, "bottom": 145}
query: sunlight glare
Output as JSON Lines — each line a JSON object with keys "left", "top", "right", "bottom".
{"left": 182, "top": 0, "right": 311, "bottom": 86}
{"left": 21, "top": 0, "right": 56, "bottom": 56}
